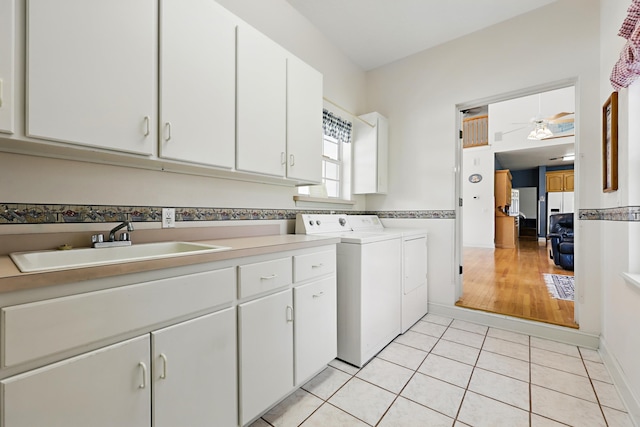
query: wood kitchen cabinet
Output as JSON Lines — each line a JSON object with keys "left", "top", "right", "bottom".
{"left": 159, "top": 0, "right": 236, "bottom": 169}
{"left": 546, "top": 170, "right": 574, "bottom": 192}
{"left": 1, "top": 335, "right": 152, "bottom": 427}
{"left": 26, "top": 0, "right": 157, "bottom": 155}
{"left": 495, "top": 169, "right": 515, "bottom": 248}
{"left": 0, "top": 0, "right": 14, "bottom": 135}
{"left": 494, "top": 169, "right": 513, "bottom": 212}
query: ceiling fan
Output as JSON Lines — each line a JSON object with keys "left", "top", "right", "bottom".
{"left": 499, "top": 93, "right": 574, "bottom": 140}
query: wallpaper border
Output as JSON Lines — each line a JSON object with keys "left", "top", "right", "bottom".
{"left": 1, "top": 203, "right": 637, "bottom": 224}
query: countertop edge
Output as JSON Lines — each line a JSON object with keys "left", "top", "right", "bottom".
{"left": 0, "top": 235, "right": 340, "bottom": 294}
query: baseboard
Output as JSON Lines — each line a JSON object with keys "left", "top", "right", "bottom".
{"left": 428, "top": 302, "right": 599, "bottom": 348}
{"left": 599, "top": 338, "right": 640, "bottom": 427}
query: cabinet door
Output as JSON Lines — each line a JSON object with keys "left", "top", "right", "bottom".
{"left": 26, "top": 0, "right": 157, "bottom": 155}
{"left": 354, "top": 112, "right": 389, "bottom": 194}
{"left": 546, "top": 172, "right": 564, "bottom": 192}
{"left": 236, "top": 24, "right": 287, "bottom": 177}
{"left": 286, "top": 54, "right": 323, "bottom": 183}
{"left": 238, "top": 289, "right": 293, "bottom": 424}
{"left": 294, "top": 277, "right": 337, "bottom": 385}
{"left": 564, "top": 172, "right": 574, "bottom": 191}
{"left": 1, "top": 335, "right": 150, "bottom": 427}
{"left": 0, "top": 0, "right": 14, "bottom": 134}
{"left": 152, "top": 308, "right": 237, "bottom": 427}
{"left": 159, "top": 0, "right": 236, "bottom": 168}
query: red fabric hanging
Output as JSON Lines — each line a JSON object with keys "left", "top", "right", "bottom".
{"left": 611, "top": 0, "right": 640, "bottom": 90}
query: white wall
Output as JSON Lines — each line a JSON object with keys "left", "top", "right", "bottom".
{"left": 599, "top": 0, "right": 640, "bottom": 418}
{"left": 462, "top": 146, "right": 495, "bottom": 248}
{"left": 365, "top": 0, "right": 601, "bottom": 324}
{"left": 1, "top": 0, "right": 368, "bottom": 222}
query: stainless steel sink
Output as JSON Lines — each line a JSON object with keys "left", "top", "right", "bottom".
{"left": 10, "top": 241, "right": 231, "bottom": 273}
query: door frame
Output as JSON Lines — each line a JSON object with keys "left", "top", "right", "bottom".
{"left": 454, "top": 78, "right": 580, "bottom": 323}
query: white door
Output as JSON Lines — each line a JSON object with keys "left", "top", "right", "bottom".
{"left": 293, "top": 277, "right": 337, "bottom": 385}
{"left": 236, "top": 24, "right": 287, "bottom": 177}
{"left": 286, "top": 54, "right": 323, "bottom": 183}
{"left": 0, "top": 0, "right": 14, "bottom": 134}
{"left": 159, "top": 0, "right": 236, "bottom": 168}
{"left": 26, "top": 0, "right": 157, "bottom": 155}
{"left": 238, "top": 289, "right": 293, "bottom": 425}
{"left": 152, "top": 308, "right": 237, "bottom": 427}
{"left": 1, "top": 335, "right": 151, "bottom": 427}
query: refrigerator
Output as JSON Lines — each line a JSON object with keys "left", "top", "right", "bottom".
{"left": 547, "top": 191, "right": 574, "bottom": 233}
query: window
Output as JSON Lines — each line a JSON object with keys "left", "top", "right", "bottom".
{"left": 298, "top": 109, "right": 353, "bottom": 200}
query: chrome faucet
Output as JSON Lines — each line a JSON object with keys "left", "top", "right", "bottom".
{"left": 109, "top": 221, "right": 134, "bottom": 242}
{"left": 92, "top": 221, "right": 134, "bottom": 248}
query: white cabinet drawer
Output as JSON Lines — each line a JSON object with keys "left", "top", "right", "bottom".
{"left": 238, "top": 257, "right": 292, "bottom": 299}
{"left": 1, "top": 268, "right": 236, "bottom": 368}
{"left": 293, "top": 250, "right": 335, "bottom": 283}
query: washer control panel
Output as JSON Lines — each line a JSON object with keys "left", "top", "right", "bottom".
{"left": 295, "top": 214, "right": 351, "bottom": 234}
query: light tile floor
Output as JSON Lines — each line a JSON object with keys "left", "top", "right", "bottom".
{"left": 249, "top": 314, "right": 634, "bottom": 427}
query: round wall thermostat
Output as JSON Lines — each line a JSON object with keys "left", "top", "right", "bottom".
{"left": 468, "top": 173, "right": 483, "bottom": 183}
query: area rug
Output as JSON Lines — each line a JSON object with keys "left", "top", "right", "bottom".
{"left": 543, "top": 274, "right": 575, "bottom": 301}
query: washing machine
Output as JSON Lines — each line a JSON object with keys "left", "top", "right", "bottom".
{"left": 295, "top": 214, "right": 402, "bottom": 367}
{"left": 348, "top": 215, "right": 428, "bottom": 333}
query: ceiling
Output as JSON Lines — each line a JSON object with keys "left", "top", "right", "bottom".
{"left": 286, "top": 0, "right": 557, "bottom": 71}
{"left": 286, "top": 0, "right": 569, "bottom": 171}
{"left": 495, "top": 143, "right": 575, "bottom": 171}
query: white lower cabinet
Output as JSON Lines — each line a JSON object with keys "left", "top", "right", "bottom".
{"left": 239, "top": 289, "right": 294, "bottom": 425}
{"left": 294, "top": 277, "right": 337, "bottom": 385}
{"left": 1, "top": 335, "right": 151, "bottom": 427}
{"left": 152, "top": 308, "right": 237, "bottom": 427}
{"left": 0, "top": 244, "right": 337, "bottom": 427}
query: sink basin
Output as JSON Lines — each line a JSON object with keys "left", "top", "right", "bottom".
{"left": 10, "top": 242, "right": 231, "bottom": 273}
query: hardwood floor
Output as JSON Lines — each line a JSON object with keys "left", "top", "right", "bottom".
{"left": 456, "top": 238, "right": 577, "bottom": 328}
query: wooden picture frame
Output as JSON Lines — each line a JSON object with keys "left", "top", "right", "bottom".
{"left": 602, "top": 92, "right": 618, "bottom": 192}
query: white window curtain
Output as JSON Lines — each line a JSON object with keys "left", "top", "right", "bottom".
{"left": 323, "top": 109, "right": 353, "bottom": 144}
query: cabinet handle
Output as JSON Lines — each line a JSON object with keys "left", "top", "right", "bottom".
{"left": 159, "top": 353, "right": 168, "bottom": 380}
{"left": 0, "top": 79, "right": 3, "bottom": 108}
{"left": 281, "top": 152, "right": 286, "bottom": 165}
{"left": 289, "top": 154, "right": 295, "bottom": 166}
{"left": 312, "top": 291, "right": 325, "bottom": 298}
{"left": 143, "top": 116, "right": 150, "bottom": 136}
{"left": 165, "top": 122, "right": 172, "bottom": 142}
{"left": 260, "top": 274, "right": 277, "bottom": 280}
{"left": 138, "top": 362, "right": 148, "bottom": 389}
{"left": 311, "top": 263, "right": 324, "bottom": 269}
{"left": 286, "top": 305, "right": 294, "bottom": 322}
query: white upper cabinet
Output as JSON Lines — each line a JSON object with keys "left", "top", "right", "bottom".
{"left": 286, "top": 54, "right": 323, "bottom": 184}
{"left": 26, "top": 0, "right": 157, "bottom": 155}
{"left": 236, "top": 24, "right": 287, "bottom": 177}
{"left": 353, "top": 112, "right": 389, "bottom": 194}
{"left": 159, "top": 0, "right": 236, "bottom": 168}
{"left": 0, "top": 0, "right": 15, "bottom": 134}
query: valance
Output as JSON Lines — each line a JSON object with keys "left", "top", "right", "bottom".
{"left": 323, "top": 109, "right": 353, "bottom": 143}
{"left": 611, "top": 0, "right": 640, "bottom": 90}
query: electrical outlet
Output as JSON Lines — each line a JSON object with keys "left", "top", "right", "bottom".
{"left": 162, "top": 208, "right": 175, "bottom": 228}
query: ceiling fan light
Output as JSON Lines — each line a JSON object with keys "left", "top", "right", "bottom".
{"left": 527, "top": 124, "right": 554, "bottom": 140}
{"left": 562, "top": 154, "right": 575, "bottom": 161}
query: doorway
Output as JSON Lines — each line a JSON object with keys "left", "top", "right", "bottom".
{"left": 454, "top": 81, "right": 578, "bottom": 328}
